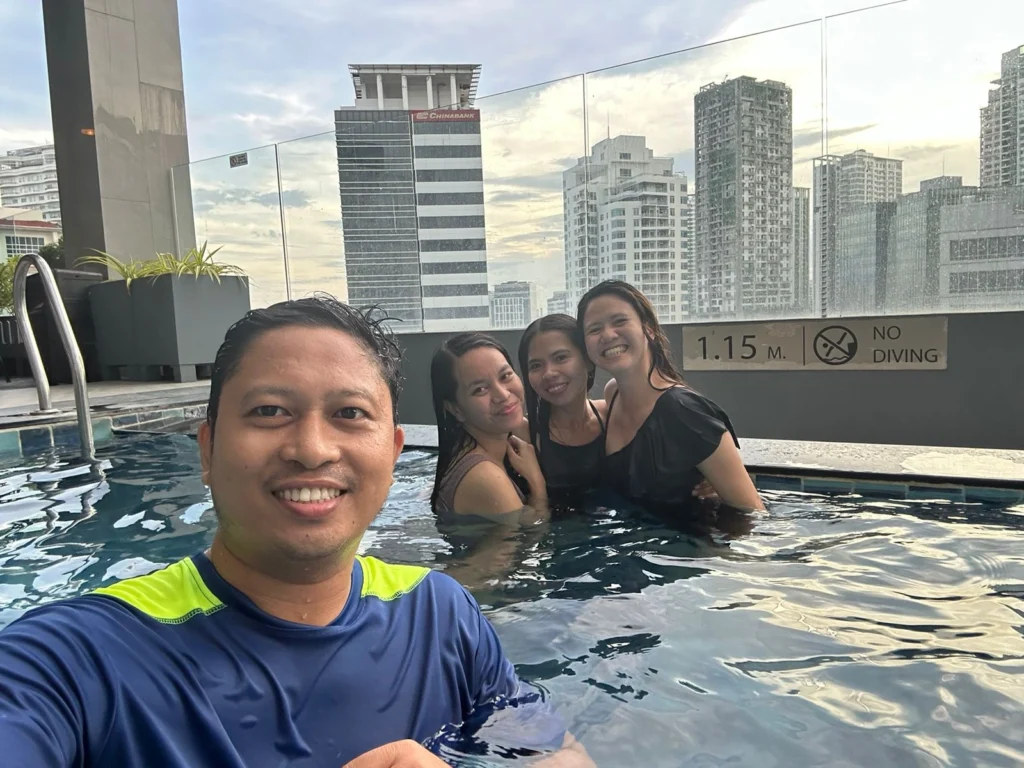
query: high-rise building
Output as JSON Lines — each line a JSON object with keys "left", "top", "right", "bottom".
{"left": 792, "top": 187, "right": 811, "bottom": 312}
{"left": 335, "top": 64, "right": 487, "bottom": 332}
{"left": 694, "top": 77, "right": 793, "bottom": 318}
{"left": 0, "top": 145, "right": 61, "bottom": 225}
{"left": 563, "top": 135, "right": 689, "bottom": 322}
{"left": 490, "top": 280, "right": 540, "bottom": 329}
{"left": 547, "top": 289, "right": 572, "bottom": 316}
{"left": 833, "top": 201, "right": 897, "bottom": 316}
{"left": 814, "top": 149, "right": 903, "bottom": 315}
{"left": 980, "top": 45, "right": 1024, "bottom": 189}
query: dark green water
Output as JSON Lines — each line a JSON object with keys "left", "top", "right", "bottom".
{"left": 2, "top": 434, "right": 1023, "bottom": 766}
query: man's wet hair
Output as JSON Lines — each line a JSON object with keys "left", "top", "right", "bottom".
{"left": 206, "top": 294, "right": 403, "bottom": 433}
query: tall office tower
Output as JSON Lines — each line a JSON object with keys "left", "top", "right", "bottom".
{"left": 814, "top": 149, "right": 903, "bottom": 315}
{"left": 0, "top": 145, "right": 61, "bottom": 225}
{"left": 490, "top": 280, "right": 540, "bottom": 329}
{"left": 980, "top": 45, "right": 1024, "bottom": 188}
{"left": 792, "top": 186, "right": 811, "bottom": 312}
{"left": 563, "top": 136, "right": 688, "bottom": 322}
{"left": 694, "top": 77, "right": 793, "bottom": 319}
{"left": 335, "top": 64, "right": 487, "bottom": 332}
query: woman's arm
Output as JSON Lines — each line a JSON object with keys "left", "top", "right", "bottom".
{"left": 696, "top": 432, "right": 764, "bottom": 512}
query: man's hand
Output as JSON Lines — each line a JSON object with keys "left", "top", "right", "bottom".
{"left": 343, "top": 740, "right": 449, "bottom": 768}
{"left": 533, "top": 734, "right": 596, "bottom": 767}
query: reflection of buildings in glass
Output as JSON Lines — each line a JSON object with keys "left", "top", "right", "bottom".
{"left": 0, "top": 145, "right": 62, "bottom": 225}
{"left": 814, "top": 149, "right": 903, "bottom": 316}
{"left": 546, "top": 289, "right": 572, "bottom": 316}
{"left": 939, "top": 186, "right": 1024, "bottom": 311}
{"left": 335, "top": 64, "right": 487, "bottom": 332}
{"left": 694, "top": 77, "right": 793, "bottom": 319}
{"left": 489, "top": 280, "right": 540, "bottom": 329}
{"left": 980, "top": 45, "right": 1023, "bottom": 189}
{"left": 834, "top": 201, "right": 897, "bottom": 316}
{"left": 792, "top": 187, "right": 811, "bottom": 313}
{"left": 563, "top": 136, "right": 689, "bottom": 323}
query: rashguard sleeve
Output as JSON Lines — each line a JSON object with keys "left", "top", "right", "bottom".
{"left": 0, "top": 610, "right": 88, "bottom": 767}
{"left": 457, "top": 587, "right": 568, "bottom": 753}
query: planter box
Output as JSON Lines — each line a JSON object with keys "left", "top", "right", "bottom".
{"left": 89, "top": 275, "right": 250, "bottom": 381}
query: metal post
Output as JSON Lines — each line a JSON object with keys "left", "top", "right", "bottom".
{"left": 274, "top": 144, "right": 293, "bottom": 300}
{"left": 12, "top": 254, "right": 95, "bottom": 459}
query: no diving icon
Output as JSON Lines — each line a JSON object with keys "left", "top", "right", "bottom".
{"left": 813, "top": 326, "right": 858, "bottom": 365}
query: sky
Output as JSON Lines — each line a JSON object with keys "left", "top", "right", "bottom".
{"left": 2, "top": 0, "right": 1023, "bottom": 307}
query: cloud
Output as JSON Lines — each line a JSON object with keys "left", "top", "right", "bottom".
{"left": 793, "top": 122, "right": 876, "bottom": 150}
{"left": 192, "top": 187, "right": 311, "bottom": 214}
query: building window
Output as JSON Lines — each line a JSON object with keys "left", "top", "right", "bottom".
{"left": 619, "top": 153, "right": 631, "bottom": 160}
{"left": 619, "top": 169, "right": 632, "bottom": 178}
{"left": 4, "top": 235, "right": 45, "bottom": 256}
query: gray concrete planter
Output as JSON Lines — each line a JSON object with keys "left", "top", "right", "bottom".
{"left": 88, "top": 275, "right": 250, "bottom": 381}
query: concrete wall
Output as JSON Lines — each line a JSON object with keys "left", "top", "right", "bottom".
{"left": 394, "top": 311, "right": 1024, "bottom": 450}
{"left": 42, "top": 0, "right": 197, "bottom": 269}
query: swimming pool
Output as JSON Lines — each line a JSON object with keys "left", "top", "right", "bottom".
{"left": 2, "top": 433, "right": 1023, "bottom": 766}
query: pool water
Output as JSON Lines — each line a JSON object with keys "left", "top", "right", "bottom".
{"left": 2, "top": 433, "right": 1024, "bottom": 766}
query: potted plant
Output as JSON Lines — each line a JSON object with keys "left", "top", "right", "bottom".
{"left": 80, "top": 243, "right": 250, "bottom": 382}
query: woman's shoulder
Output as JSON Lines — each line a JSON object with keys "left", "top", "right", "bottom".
{"left": 647, "top": 385, "right": 735, "bottom": 442}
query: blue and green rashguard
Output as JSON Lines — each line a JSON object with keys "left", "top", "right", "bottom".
{"left": 0, "top": 553, "right": 564, "bottom": 766}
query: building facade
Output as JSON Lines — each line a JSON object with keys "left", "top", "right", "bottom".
{"left": 546, "top": 289, "right": 572, "bottom": 316}
{"left": 490, "top": 280, "right": 540, "bottom": 329}
{"left": 0, "top": 145, "right": 61, "bottom": 225}
{"left": 792, "top": 186, "right": 810, "bottom": 313}
{"left": 0, "top": 207, "right": 62, "bottom": 263}
{"left": 833, "top": 201, "right": 897, "bottom": 316}
{"left": 980, "top": 45, "right": 1024, "bottom": 189}
{"left": 694, "top": 77, "right": 793, "bottom": 319}
{"left": 563, "top": 135, "right": 690, "bottom": 323}
{"left": 939, "top": 185, "right": 1024, "bottom": 311}
{"left": 813, "top": 149, "right": 903, "bottom": 316}
{"left": 335, "top": 64, "right": 488, "bottom": 332}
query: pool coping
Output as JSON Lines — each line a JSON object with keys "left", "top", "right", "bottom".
{"left": 3, "top": 415, "right": 1023, "bottom": 503}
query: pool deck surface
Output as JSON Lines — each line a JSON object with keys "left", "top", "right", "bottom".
{"left": 0, "top": 379, "right": 210, "bottom": 429}
{"left": 2, "top": 381, "right": 1023, "bottom": 486}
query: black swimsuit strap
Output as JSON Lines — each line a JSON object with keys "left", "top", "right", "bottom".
{"left": 589, "top": 399, "right": 607, "bottom": 433}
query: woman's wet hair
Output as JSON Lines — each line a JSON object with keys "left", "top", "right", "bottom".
{"left": 207, "top": 294, "right": 402, "bottom": 436}
{"left": 517, "top": 314, "right": 594, "bottom": 449}
{"left": 429, "top": 332, "right": 518, "bottom": 511}
{"left": 576, "top": 280, "right": 684, "bottom": 389}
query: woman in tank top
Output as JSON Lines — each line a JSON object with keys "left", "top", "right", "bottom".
{"left": 577, "top": 280, "right": 764, "bottom": 516}
{"left": 430, "top": 333, "right": 549, "bottom": 525}
{"left": 517, "top": 314, "right": 608, "bottom": 507}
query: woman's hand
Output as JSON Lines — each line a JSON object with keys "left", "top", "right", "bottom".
{"left": 692, "top": 477, "right": 718, "bottom": 501}
{"left": 506, "top": 434, "right": 545, "bottom": 491}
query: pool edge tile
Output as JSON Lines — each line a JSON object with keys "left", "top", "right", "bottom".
{"left": 0, "top": 429, "right": 21, "bottom": 458}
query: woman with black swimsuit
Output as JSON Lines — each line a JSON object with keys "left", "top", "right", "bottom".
{"left": 577, "top": 281, "right": 764, "bottom": 517}
{"left": 518, "top": 315, "right": 608, "bottom": 507}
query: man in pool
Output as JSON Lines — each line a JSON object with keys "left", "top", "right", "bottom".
{"left": 0, "top": 296, "right": 592, "bottom": 767}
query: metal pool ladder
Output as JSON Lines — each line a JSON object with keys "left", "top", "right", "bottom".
{"left": 12, "top": 253, "right": 95, "bottom": 460}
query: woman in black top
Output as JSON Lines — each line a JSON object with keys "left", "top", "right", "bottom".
{"left": 577, "top": 280, "right": 764, "bottom": 515}
{"left": 518, "top": 314, "right": 608, "bottom": 506}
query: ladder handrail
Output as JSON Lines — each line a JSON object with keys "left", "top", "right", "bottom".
{"left": 12, "top": 254, "right": 95, "bottom": 460}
